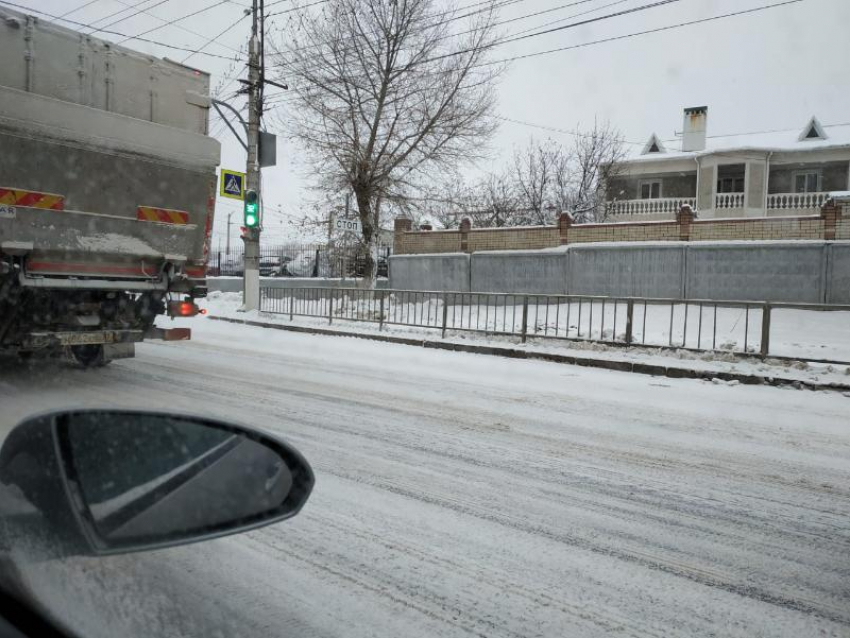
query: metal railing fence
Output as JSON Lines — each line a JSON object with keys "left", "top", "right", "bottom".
{"left": 259, "top": 287, "right": 850, "bottom": 362}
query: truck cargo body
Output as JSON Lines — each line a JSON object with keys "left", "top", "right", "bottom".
{"left": 0, "top": 7, "right": 220, "bottom": 364}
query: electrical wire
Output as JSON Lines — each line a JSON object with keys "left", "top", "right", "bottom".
{"left": 182, "top": 12, "right": 249, "bottom": 63}
{"left": 0, "top": 1, "right": 242, "bottom": 61}
{"left": 279, "top": 0, "right": 804, "bottom": 84}
{"left": 115, "top": 0, "right": 233, "bottom": 45}
{"left": 494, "top": 116, "right": 645, "bottom": 146}
{"left": 273, "top": 0, "right": 631, "bottom": 81}
{"left": 57, "top": 0, "right": 102, "bottom": 19}
{"left": 108, "top": 0, "right": 244, "bottom": 56}
{"left": 274, "top": 0, "right": 530, "bottom": 60}
{"left": 428, "top": 0, "right": 685, "bottom": 62}
{"left": 86, "top": 0, "right": 172, "bottom": 35}
{"left": 474, "top": 0, "right": 804, "bottom": 68}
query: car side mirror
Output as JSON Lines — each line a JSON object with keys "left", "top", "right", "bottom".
{"left": 0, "top": 410, "right": 314, "bottom": 556}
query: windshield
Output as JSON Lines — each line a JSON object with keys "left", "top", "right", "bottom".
{"left": 1, "top": 1, "right": 849, "bottom": 637}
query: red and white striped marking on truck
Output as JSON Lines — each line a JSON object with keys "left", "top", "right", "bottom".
{"left": 0, "top": 187, "right": 64, "bottom": 210}
{"left": 136, "top": 206, "right": 190, "bottom": 224}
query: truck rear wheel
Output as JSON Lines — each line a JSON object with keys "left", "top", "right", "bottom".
{"left": 70, "top": 344, "right": 110, "bottom": 368}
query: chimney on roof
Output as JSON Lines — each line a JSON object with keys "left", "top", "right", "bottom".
{"left": 682, "top": 106, "right": 707, "bottom": 152}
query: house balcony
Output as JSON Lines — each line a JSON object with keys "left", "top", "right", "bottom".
{"left": 766, "top": 191, "right": 831, "bottom": 212}
{"left": 606, "top": 191, "right": 832, "bottom": 222}
{"left": 605, "top": 197, "right": 696, "bottom": 221}
{"left": 715, "top": 192, "right": 745, "bottom": 209}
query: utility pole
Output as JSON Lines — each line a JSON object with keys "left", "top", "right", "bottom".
{"left": 242, "top": 0, "right": 263, "bottom": 311}
{"left": 226, "top": 211, "right": 234, "bottom": 254}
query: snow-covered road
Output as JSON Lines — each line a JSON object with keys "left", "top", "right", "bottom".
{"left": 2, "top": 318, "right": 849, "bottom": 638}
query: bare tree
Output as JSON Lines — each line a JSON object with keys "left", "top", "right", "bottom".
{"left": 275, "top": 0, "right": 503, "bottom": 286}
{"left": 566, "top": 120, "right": 627, "bottom": 223}
{"left": 416, "top": 170, "right": 517, "bottom": 228}
{"left": 511, "top": 137, "right": 569, "bottom": 225}
{"left": 475, "top": 169, "right": 519, "bottom": 227}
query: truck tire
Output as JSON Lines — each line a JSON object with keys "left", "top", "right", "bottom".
{"left": 70, "top": 344, "right": 110, "bottom": 368}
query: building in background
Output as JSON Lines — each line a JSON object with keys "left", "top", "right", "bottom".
{"left": 604, "top": 106, "right": 850, "bottom": 222}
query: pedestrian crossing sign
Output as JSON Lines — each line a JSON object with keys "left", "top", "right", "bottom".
{"left": 219, "top": 169, "right": 246, "bottom": 200}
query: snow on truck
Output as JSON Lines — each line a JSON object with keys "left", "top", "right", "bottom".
{"left": 0, "top": 7, "right": 219, "bottom": 366}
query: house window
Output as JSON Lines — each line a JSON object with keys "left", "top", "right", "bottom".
{"left": 717, "top": 177, "right": 745, "bottom": 193}
{"left": 639, "top": 180, "right": 661, "bottom": 199}
{"left": 793, "top": 170, "right": 821, "bottom": 193}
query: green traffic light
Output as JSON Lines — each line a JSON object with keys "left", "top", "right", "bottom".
{"left": 243, "top": 188, "right": 259, "bottom": 227}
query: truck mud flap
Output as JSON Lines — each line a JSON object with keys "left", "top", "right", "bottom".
{"left": 102, "top": 343, "right": 135, "bottom": 361}
{"left": 22, "top": 329, "right": 144, "bottom": 349}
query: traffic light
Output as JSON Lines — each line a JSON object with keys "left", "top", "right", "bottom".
{"left": 244, "top": 189, "right": 259, "bottom": 228}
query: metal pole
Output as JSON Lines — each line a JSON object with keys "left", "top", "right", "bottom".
{"left": 242, "top": 0, "right": 262, "bottom": 311}
{"left": 760, "top": 303, "right": 771, "bottom": 357}
{"left": 226, "top": 212, "right": 233, "bottom": 255}
{"left": 521, "top": 295, "right": 529, "bottom": 343}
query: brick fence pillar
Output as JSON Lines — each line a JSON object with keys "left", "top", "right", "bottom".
{"left": 459, "top": 217, "right": 471, "bottom": 253}
{"left": 676, "top": 204, "right": 695, "bottom": 241}
{"left": 821, "top": 199, "right": 842, "bottom": 240}
{"left": 394, "top": 217, "right": 413, "bottom": 254}
{"left": 558, "top": 212, "right": 573, "bottom": 245}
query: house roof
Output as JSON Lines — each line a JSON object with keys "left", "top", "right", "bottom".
{"left": 626, "top": 119, "right": 850, "bottom": 163}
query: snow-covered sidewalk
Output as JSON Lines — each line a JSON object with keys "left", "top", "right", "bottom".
{"left": 200, "top": 291, "right": 850, "bottom": 390}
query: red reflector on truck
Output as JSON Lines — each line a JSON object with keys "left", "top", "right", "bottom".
{"left": 168, "top": 301, "right": 200, "bottom": 317}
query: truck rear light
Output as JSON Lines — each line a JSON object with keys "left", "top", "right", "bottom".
{"left": 168, "top": 301, "right": 200, "bottom": 317}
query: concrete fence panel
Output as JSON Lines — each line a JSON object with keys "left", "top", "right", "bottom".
{"left": 686, "top": 242, "right": 825, "bottom": 303}
{"left": 389, "top": 253, "right": 470, "bottom": 292}
{"left": 567, "top": 244, "right": 686, "bottom": 298}
{"left": 470, "top": 250, "right": 567, "bottom": 294}
{"left": 826, "top": 243, "right": 850, "bottom": 304}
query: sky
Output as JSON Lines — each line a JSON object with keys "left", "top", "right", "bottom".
{"left": 6, "top": 0, "right": 850, "bottom": 245}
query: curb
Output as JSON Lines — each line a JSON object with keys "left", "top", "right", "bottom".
{"left": 207, "top": 316, "right": 850, "bottom": 394}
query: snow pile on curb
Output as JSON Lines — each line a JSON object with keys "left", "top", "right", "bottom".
{"left": 200, "top": 291, "right": 850, "bottom": 388}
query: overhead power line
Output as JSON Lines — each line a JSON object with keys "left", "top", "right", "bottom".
{"left": 273, "top": 0, "right": 676, "bottom": 85}
{"left": 86, "top": 0, "right": 172, "bottom": 35}
{"left": 275, "top": 0, "right": 531, "bottom": 62}
{"left": 267, "top": 0, "right": 803, "bottom": 117}
{"left": 429, "top": 0, "right": 684, "bottom": 62}
{"left": 268, "top": 0, "right": 688, "bottom": 104}
{"left": 494, "top": 115, "right": 645, "bottom": 146}
{"left": 475, "top": 0, "right": 805, "bottom": 68}
{"left": 182, "top": 12, "right": 249, "bottom": 63}
{"left": 0, "top": 1, "right": 242, "bottom": 61}
{"left": 57, "top": 0, "right": 101, "bottom": 19}
{"left": 115, "top": 0, "right": 233, "bottom": 44}
{"left": 266, "top": 0, "right": 330, "bottom": 18}
{"left": 106, "top": 0, "right": 243, "bottom": 56}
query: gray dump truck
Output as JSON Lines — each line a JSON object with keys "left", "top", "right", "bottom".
{"left": 0, "top": 8, "right": 220, "bottom": 366}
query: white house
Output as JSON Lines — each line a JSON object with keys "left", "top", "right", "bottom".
{"left": 604, "top": 106, "right": 850, "bottom": 221}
